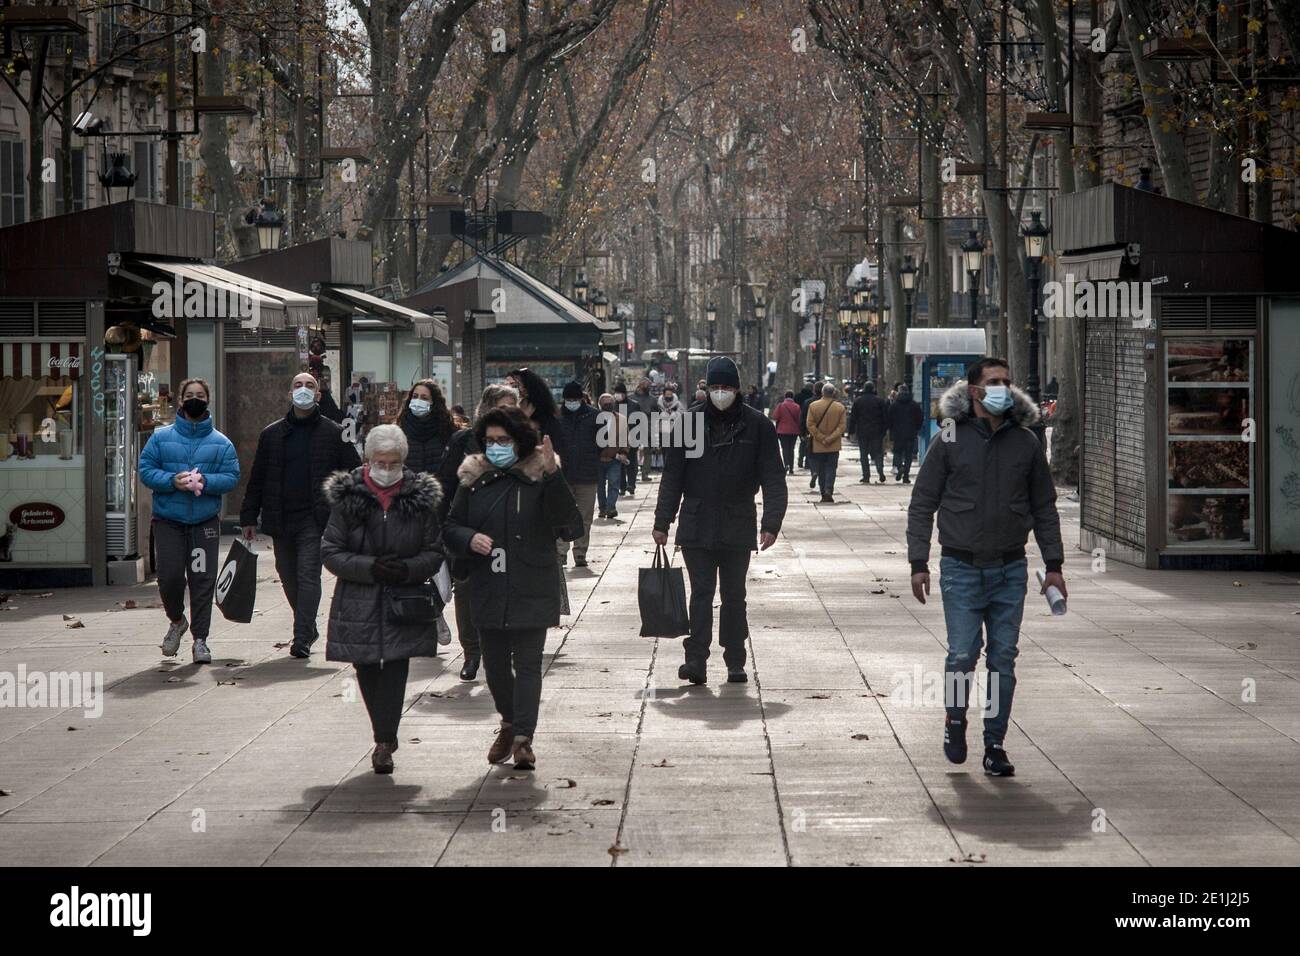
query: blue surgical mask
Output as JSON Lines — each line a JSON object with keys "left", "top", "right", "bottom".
{"left": 408, "top": 398, "right": 431, "bottom": 417}
{"left": 978, "top": 384, "right": 1014, "bottom": 415}
{"left": 564, "top": 399, "right": 581, "bottom": 412}
{"left": 292, "top": 386, "right": 316, "bottom": 410}
{"left": 486, "top": 443, "right": 517, "bottom": 470}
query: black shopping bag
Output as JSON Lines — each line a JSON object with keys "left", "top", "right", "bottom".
{"left": 215, "top": 538, "right": 258, "bottom": 623}
{"left": 638, "top": 544, "right": 690, "bottom": 638}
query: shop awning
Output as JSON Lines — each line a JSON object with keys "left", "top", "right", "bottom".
{"left": 134, "top": 260, "right": 317, "bottom": 330}
{"left": 1057, "top": 249, "right": 1126, "bottom": 281}
{"left": 321, "top": 286, "right": 449, "bottom": 343}
{"left": 1, "top": 341, "right": 82, "bottom": 380}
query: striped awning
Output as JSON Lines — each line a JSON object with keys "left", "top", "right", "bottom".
{"left": 2, "top": 341, "right": 83, "bottom": 380}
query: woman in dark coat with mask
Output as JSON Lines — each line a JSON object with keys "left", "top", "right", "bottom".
{"left": 442, "top": 406, "right": 583, "bottom": 772}
{"left": 321, "top": 424, "right": 444, "bottom": 775}
{"left": 398, "top": 378, "right": 456, "bottom": 476}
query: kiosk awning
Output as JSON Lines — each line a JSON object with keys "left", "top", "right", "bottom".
{"left": 905, "top": 328, "right": 987, "bottom": 356}
{"left": 322, "top": 286, "right": 449, "bottom": 343}
{"left": 135, "top": 260, "right": 317, "bottom": 330}
{"left": 1057, "top": 249, "right": 1126, "bottom": 281}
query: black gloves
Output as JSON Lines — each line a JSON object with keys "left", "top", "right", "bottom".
{"left": 371, "top": 557, "right": 409, "bottom": 584}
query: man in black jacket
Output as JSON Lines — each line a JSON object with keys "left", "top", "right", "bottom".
{"left": 886, "top": 384, "right": 924, "bottom": 482}
{"left": 848, "top": 382, "right": 889, "bottom": 483}
{"left": 556, "top": 381, "right": 601, "bottom": 568}
{"left": 906, "top": 357, "right": 1066, "bottom": 778}
{"left": 653, "top": 357, "right": 787, "bottom": 685}
{"left": 239, "top": 371, "right": 359, "bottom": 658}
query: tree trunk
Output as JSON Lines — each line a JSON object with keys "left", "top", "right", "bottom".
{"left": 26, "top": 37, "right": 50, "bottom": 221}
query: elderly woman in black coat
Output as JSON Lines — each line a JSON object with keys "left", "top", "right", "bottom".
{"left": 322, "top": 423, "right": 443, "bottom": 774}
{"left": 442, "top": 406, "right": 582, "bottom": 771}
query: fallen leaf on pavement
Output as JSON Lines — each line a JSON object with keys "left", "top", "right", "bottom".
{"left": 650, "top": 758, "right": 674, "bottom": 768}
{"left": 273, "top": 642, "right": 289, "bottom": 649}
{"left": 64, "top": 619, "right": 84, "bottom": 628}
{"left": 608, "top": 844, "right": 629, "bottom": 857}
{"left": 1236, "top": 642, "right": 1257, "bottom": 650}
{"left": 950, "top": 853, "right": 987, "bottom": 864}
{"left": 806, "top": 694, "right": 831, "bottom": 699}
{"left": 552, "top": 778, "right": 577, "bottom": 789}
{"left": 62, "top": 613, "right": 77, "bottom": 620}
{"left": 66, "top": 726, "right": 78, "bottom": 731}
{"left": 0, "top": 789, "right": 11, "bottom": 797}
{"left": 850, "top": 733, "right": 870, "bottom": 741}
{"left": 592, "top": 799, "right": 616, "bottom": 806}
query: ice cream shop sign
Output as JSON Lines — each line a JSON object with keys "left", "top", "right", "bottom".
{"left": 9, "top": 504, "right": 66, "bottom": 532}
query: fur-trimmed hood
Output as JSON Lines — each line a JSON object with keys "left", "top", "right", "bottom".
{"left": 457, "top": 448, "right": 556, "bottom": 487}
{"left": 323, "top": 466, "right": 442, "bottom": 519}
{"left": 938, "top": 380, "right": 1040, "bottom": 427}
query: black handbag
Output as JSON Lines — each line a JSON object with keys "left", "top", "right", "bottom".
{"left": 383, "top": 578, "right": 445, "bottom": 624}
{"left": 638, "top": 544, "right": 691, "bottom": 638}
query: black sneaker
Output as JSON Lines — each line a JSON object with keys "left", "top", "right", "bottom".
{"left": 983, "top": 746, "right": 1015, "bottom": 777}
{"left": 726, "top": 667, "right": 748, "bottom": 683}
{"left": 902, "top": 477, "right": 911, "bottom": 484}
{"left": 943, "top": 717, "right": 968, "bottom": 764}
{"left": 288, "top": 642, "right": 311, "bottom": 659}
{"left": 678, "top": 661, "right": 707, "bottom": 685}
{"left": 858, "top": 477, "right": 869, "bottom": 484}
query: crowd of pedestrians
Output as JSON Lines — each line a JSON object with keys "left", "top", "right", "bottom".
{"left": 138, "top": 354, "right": 1063, "bottom": 782}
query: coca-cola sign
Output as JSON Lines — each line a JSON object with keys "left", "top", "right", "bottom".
{"left": 9, "top": 503, "right": 65, "bottom": 531}
{"left": 48, "top": 355, "right": 81, "bottom": 369}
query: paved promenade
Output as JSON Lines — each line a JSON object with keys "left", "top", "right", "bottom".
{"left": 3, "top": 450, "right": 1299, "bottom": 866}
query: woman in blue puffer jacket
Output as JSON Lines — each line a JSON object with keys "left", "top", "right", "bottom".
{"left": 138, "top": 378, "right": 240, "bottom": 664}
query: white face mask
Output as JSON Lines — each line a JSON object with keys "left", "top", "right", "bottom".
{"left": 369, "top": 464, "right": 403, "bottom": 487}
{"left": 564, "top": 399, "right": 581, "bottom": 412}
{"left": 292, "top": 386, "right": 317, "bottom": 410}
{"left": 709, "top": 388, "right": 736, "bottom": 411}
{"left": 408, "top": 398, "right": 431, "bottom": 417}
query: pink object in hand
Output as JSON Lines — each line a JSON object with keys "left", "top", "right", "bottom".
{"left": 186, "top": 469, "right": 204, "bottom": 495}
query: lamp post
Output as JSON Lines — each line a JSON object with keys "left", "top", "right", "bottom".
{"left": 898, "top": 254, "right": 917, "bottom": 383}
{"left": 876, "top": 301, "right": 890, "bottom": 382}
{"left": 706, "top": 301, "right": 717, "bottom": 353}
{"left": 753, "top": 296, "right": 766, "bottom": 400}
{"left": 962, "top": 230, "right": 983, "bottom": 329}
{"left": 809, "top": 290, "right": 825, "bottom": 380}
{"left": 573, "top": 270, "right": 589, "bottom": 305}
{"left": 1021, "top": 210, "right": 1050, "bottom": 403}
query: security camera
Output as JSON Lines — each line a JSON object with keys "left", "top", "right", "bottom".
{"left": 73, "top": 112, "right": 105, "bottom": 135}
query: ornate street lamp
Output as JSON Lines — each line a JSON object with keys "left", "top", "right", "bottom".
{"left": 572, "top": 270, "right": 589, "bottom": 305}
{"left": 961, "top": 230, "right": 983, "bottom": 328}
{"left": 591, "top": 289, "right": 610, "bottom": 320}
{"left": 98, "top": 152, "right": 138, "bottom": 205}
{"left": 244, "top": 198, "right": 285, "bottom": 252}
{"left": 1021, "top": 210, "right": 1051, "bottom": 403}
{"left": 706, "top": 301, "right": 717, "bottom": 351}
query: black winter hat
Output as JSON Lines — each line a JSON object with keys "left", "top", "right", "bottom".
{"left": 562, "top": 381, "right": 583, "bottom": 400}
{"left": 705, "top": 356, "right": 740, "bottom": 389}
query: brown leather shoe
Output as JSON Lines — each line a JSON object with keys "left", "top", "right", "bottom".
{"left": 511, "top": 735, "right": 536, "bottom": 770}
{"left": 487, "top": 722, "right": 513, "bottom": 764}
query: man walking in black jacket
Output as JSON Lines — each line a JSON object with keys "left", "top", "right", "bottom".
{"left": 848, "top": 382, "right": 889, "bottom": 483}
{"left": 240, "top": 371, "right": 359, "bottom": 658}
{"left": 653, "top": 357, "right": 787, "bottom": 684}
{"left": 886, "top": 384, "right": 924, "bottom": 482}
{"left": 906, "top": 357, "right": 1066, "bottom": 778}
{"left": 556, "top": 381, "right": 601, "bottom": 568}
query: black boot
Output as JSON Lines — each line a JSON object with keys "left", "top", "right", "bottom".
{"left": 678, "top": 661, "right": 707, "bottom": 685}
{"left": 943, "top": 717, "right": 968, "bottom": 764}
{"left": 983, "top": 745, "right": 1015, "bottom": 777}
{"left": 459, "top": 654, "right": 480, "bottom": 681}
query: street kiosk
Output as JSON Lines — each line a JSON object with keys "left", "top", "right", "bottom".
{"left": 905, "top": 328, "right": 987, "bottom": 461}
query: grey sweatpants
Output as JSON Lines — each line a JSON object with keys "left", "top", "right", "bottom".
{"left": 153, "top": 516, "right": 220, "bottom": 640}
{"left": 556, "top": 481, "right": 597, "bottom": 562}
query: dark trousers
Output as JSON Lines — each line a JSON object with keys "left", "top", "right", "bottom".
{"left": 452, "top": 582, "right": 480, "bottom": 656}
{"left": 682, "top": 547, "right": 751, "bottom": 668}
{"left": 153, "top": 516, "right": 219, "bottom": 640}
{"left": 355, "top": 658, "right": 410, "bottom": 744}
{"left": 621, "top": 448, "right": 638, "bottom": 492}
{"left": 272, "top": 514, "right": 322, "bottom": 648}
{"left": 859, "top": 435, "right": 884, "bottom": 479}
{"left": 893, "top": 438, "right": 917, "bottom": 479}
{"left": 797, "top": 434, "right": 810, "bottom": 468}
{"left": 778, "top": 434, "right": 797, "bottom": 473}
{"left": 479, "top": 627, "right": 547, "bottom": 738}
{"left": 817, "top": 451, "right": 840, "bottom": 496}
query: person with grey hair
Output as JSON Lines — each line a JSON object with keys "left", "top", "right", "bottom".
{"left": 436, "top": 383, "right": 519, "bottom": 680}
{"left": 806, "top": 382, "right": 847, "bottom": 502}
{"left": 321, "top": 423, "right": 444, "bottom": 774}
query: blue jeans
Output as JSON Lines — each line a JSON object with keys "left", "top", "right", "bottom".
{"left": 817, "top": 451, "right": 839, "bottom": 496}
{"left": 598, "top": 459, "right": 623, "bottom": 513}
{"left": 938, "top": 556, "right": 1027, "bottom": 748}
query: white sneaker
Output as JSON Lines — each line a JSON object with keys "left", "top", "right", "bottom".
{"left": 192, "top": 638, "right": 212, "bottom": 664}
{"left": 161, "top": 615, "right": 188, "bottom": 656}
